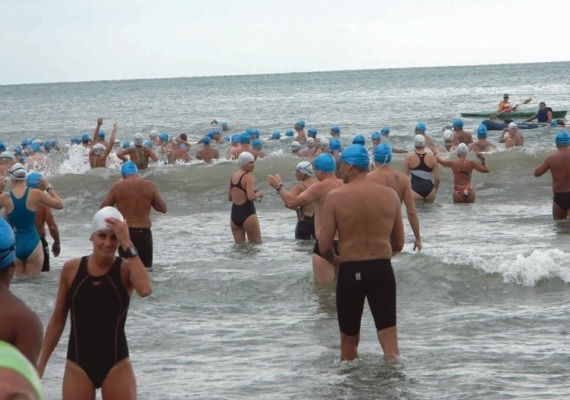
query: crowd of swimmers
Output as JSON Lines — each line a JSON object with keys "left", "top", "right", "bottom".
{"left": 0, "top": 112, "right": 569, "bottom": 399}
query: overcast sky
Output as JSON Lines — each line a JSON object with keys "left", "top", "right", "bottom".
{"left": 1, "top": 0, "right": 568, "bottom": 85}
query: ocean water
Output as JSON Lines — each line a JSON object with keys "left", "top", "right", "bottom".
{"left": 2, "top": 62, "right": 570, "bottom": 399}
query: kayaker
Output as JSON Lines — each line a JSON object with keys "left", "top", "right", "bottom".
{"left": 525, "top": 102, "right": 553, "bottom": 124}
{"left": 497, "top": 94, "right": 518, "bottom": 113}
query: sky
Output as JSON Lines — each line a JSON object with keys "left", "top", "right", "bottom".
{"left": 1, "top": 0, "right": 569, "bottom": 85}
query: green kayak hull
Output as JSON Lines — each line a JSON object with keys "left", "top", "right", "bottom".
{"left": 461, "top": 109, "right": 567, "bottom": 120}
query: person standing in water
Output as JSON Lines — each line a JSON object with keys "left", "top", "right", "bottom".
{"left": 89, "top": 121, "right": 117, "bottom": 169}
{"left": 286, "top": 161, "right": 317, "bottom": 240}
{"left": 403, "top": 135, "right": 440, "bottom": 202}
{"left": 229, "top": 152, "right": 263, "bottom": 244}
{"left": 117, "top": 133, "right": 158, "bottom": 170}
{"left": 534, "top": 131, "right": 570, "bottom": 220}
{"left": 319, "top": 145, "right": 404, "bottom": 361}
{"left": 0, "top": 164, "right": 63, "bottom": 277}
{"left": 38, "top": 207, "right": 152, "bottom": 400}
{"left": 436, "top": 143, "right": 490, "bottom": 203}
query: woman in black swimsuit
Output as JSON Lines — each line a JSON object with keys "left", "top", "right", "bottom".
{"left": 38, "top": 207, "right": 152, "bottom": 400}
{"left": 229, "top": 152, "right": 263, "bottom": 244}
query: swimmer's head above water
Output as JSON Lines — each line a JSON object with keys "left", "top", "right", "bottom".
{"left": 556, "top": 131, "right": 570, "bottom": 147}
{"left": 91, "top": 206, "right": 125, "bottom": 235}
{"left": 414, "top": 134, "right": 426, "bottom": 149}
{"left": 296, "top": 161, "right": 314, "bottom": 177}
{"left": 457, "top": 143, "right": 468, "bottom": 157}
{"left": 121, "top": 161, "right": 139, "bottom": 177}
{"left": 0, "top": 219, "right": 16, "bottom": 270}
{"left": 0, "top": 341, "right": 43, "bottom": 400}
{"left": 237, "top": 151, "right": 255, "bottom": 169}
{"left": 374, "top": 143, "right": 392, "bottom": 165}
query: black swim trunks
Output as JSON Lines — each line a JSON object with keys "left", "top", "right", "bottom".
{"left": 40, "top": 236, "right": 49, "bottom": 272}
{"left": 295, "top": 216, "right": 315, "bottom": 240}
{"left": 313, "top": 239, "right": 339, "bottom": 257}
{"left": 554, "top": 192, "right": 570, "bottom": 211}
{"left": 119, "top": 228, "right": 153, "bottom": 269}
{"left": 336, "top": 259, "right": 396, "bottom": 336}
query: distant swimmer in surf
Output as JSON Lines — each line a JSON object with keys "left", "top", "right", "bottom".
{"left": 229, "top": 152, "right": 263, "bottom": 244}
{"left": 435, "top": 143, "right": 490, "bottom": 203}
{"left": 167, "top": 134, "right": 191, "bottom": 163}
{"left": 451, "top": 119, "right": 473, "bottom": 146}
{"left": 195, "top": 136, "right": 219, "bottom": 164}
{"left": 403, "top": 135, "right": 440, "bottom": 202}
{"left": 250, "top": 139, "right": 265, "bottom": 160}
{"left": 368, "top": 144, "right": 421, "bottom": 251}
{"left": 499, "top": 122, "right": 524, "bottom": 148}
{"left": 468, "top": 124, "right": 496, "bottom": 153}
{"left": 438, "top": 129, "right": 456, "bottom": 153}
{"left": 89, "top": 122, "right": 117, "bottom": 168}
{"left": 117, "top": 133, "right": 158, "bottom": 169}
{"left": 534, "top": 131, "right": 570, "bottom": 220}
{"left": 294, "top": 120, "right": 307, "bottom": 144}
{"left": 287, "top": 161, "right": 317, "bottom": 240}
{"left": 525, "top": 101, "right": 554, "bottom": 124}
{"left": 414, "top": 122, "right": 437, "bottom": 153}
{"left": 268, "top": 153, "right": 342, "bottom": 284}
{"left": 319, "top": 145, "right": 404, "bottom": 361}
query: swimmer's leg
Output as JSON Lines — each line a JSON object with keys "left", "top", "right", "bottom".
{"left": 340, "top": 333, "right": 360, "bottom": 361}
{"left": 63, "top": 361, "right": 96, "bottom": 400}
{"left": 377, "top": 327, "right": 400, "bottom": 362}
{"left": 312, "top": 255, "right": 335, "bottom": 285}
{"left": 243, "top": 214, "right": 262, "bottom": 244}
{"left": 230, "top": 220, "right": 246, "bottom": 244}
{"left": 23, "top": 243, "right": 44, "bottom": 277}
{"left": 553, "top": 202, "right": 569, "bottom": 220}
{"left": 424, "top": 187, "right": 437, "bottom": 203}
{"left": 101, "top": 359, "right": 136, "bottom": 400}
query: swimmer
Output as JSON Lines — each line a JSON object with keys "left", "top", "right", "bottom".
{"left": 167, "top": 133, "right": 191, "bottom": 163}
{"left": 38, "top": 207, "right": 152, "bottom": 399}
{"left": 25, "top": 144, "right": 51, "bottom": 172}
{"left": 368, "top": 144, "right": 421, "bottom": 251}
{"left": 229, "top": 152, "right": 263, "bottom": 244}
{"left": 414, "top": 122, "right": 437, "bottom": 153}
{"left": 468, "top": 124, "right": 496, "bottom": 153}
{"left": 499, "top": 122, "right": 524, "bottom": 147}
{"left": 269, "top": 131, "right": 281, "bottom": 141}
{"left": 81, "top": 133, "right": 91, "bottom": 148}
{"left": 294, "top": 120, "right": 307, "bottom": 144}
{"left": 92, "top": 117, "right": 107, "bottom": 144}
{"left": 0, "top": 219, "right": 43, "bottom": 364}
{"left": 195, "top": 136, "right": 220, "bottom": 164}
{"left": 436, "top": 143, "right": 490, "bottom": 203}
{"left": 330, "top": 125, "right": 341, "bottom": 138}
{"left": 290, "top": 141, "right": 301, "bottom": 156}
{"left": 287, "top": 161, "right": 317, "bottom": 240}
{"left": 228, "top": 133, "right": 253, "bottom": 160}
{"left": 27, "top": 172, "right": 60, "bottom": 272}
{"left": 117, "top": 133, "right": 159, "bottom": 169}
{"left": 101, "top": 161, "right": 167, "bottom": 269}
{"left": 268, "top": 153, "right": 342, "bottom": 284}
{"left": 534, "top": 131, "right": 570, "bottom": 220}
{"left": 439, "top": 129, "right": 456, "bottom": 153}
{"left": 89, "top": 122, "right": 117, "bottom": 168}
{"left": 451, "top": 118, "right": 473, "bottom": 145}
{"left": 299, "top": 138, "right": 318, "bottom": 158}
{"left": 319, "top": 145, "right": 404, "bottom": 361}
{"left": 329, "top": 139, "right": 342, "bottom": 161}
{"left": 352, "top": 135, "right": 365, "bottom": 146}
{"left": 0, "top": 164, "right": 63, "bottom": 277}
{"left": 403, "top": 135, "right": 440, "bottom": 202}
{"left": 226, "top": 134, "right": 241, "bottom": 159}
{"left": 285, "top": 129, "right": 294, "bottom": 138}
{"left": 371, "top": 132, "right": 382, "bottom": 151}
{"left": 250, "top": 139, "right": 265, "bottom": 159}
{"left": 0, "top": 151, "right": 15, "bottom": 176}
{"left": 0, "top": 341, "right": 43, "bottom": 400}
{"left": 380, "top": 126, "right": 407, "bottom": 153}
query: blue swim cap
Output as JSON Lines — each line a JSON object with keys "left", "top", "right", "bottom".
{"left": 13, "top": 146, "right": 23, "bottom": 156}
{"left": 143, "top": 140, "right": 153, "bottom": 149}
{"left": 453, "top": 119, "right": 464, "bottom": 129}
{"left": 372, "top": 132, "right": 381, "bottom": 141}
{"left": 381, "top": 126, "right": 390, "bottom": 136}
{"left": 313, "top": 153, "right": 336, "bottom": 173}
{"left": 202, "top": 136, "right": 211, "bottom": 145}
{"left": 251, "top": 130, "right": 260, "bottom": 139}
{"left": 551, "top": 120, "right": 558, "bottom": 127}
{"left": 29, "top": 143, "right": 41, "bottom": 153}
{"left": 285, "top": 129, "right": 294, "bottom": 137}
{"left": 246, "top": 128, "right": 255, "bottom": 136}
{"left": 331, "top": 125, "right": 340, "bottom": 134}
{"left": 341, "top": 144, "right": 370, "bottom": 169}
{"left": 121, "top": 140, "right": 130, "bottom": 149}
{"left": 71, "top": 136, "right": 81, "bottom": 145}
{"left": 330, "top": 138, "right": 342, "bottom": 151}
{"left": 374, "top": 143, "right": 392, "bottom": 164}
{"left": 352, "top": 134, "right": 365, "bottom": 146}
{"left": 121, "top": 161, "right": 139, "bottom": 177}
{"left": 555, "top": 131, "right": 570, "bottom": 146}
{"left": 295, "top": 120, "right": 306, "bottom": 129}
{"left": 159, "top": 132, "right": 169, "bottom": 142}
{"left": 99, "top": 130, "right": 106, "bottom": 138}
{"left": 271, "top": 131, "right": 281, "bottom": 140}
{"left": 0, "top": 218, "right": 15, "bottom": 269}
{"left": 231, "top": 134, "right": 240, "bottom": 144}
{"left": 307, "top": 128, "right": 317, "bottom": 138}
{"left": 43, "top": 141, "right": 52, "bottom": 151}
{"left": 0, "top": 141, "right": 5, "bottom": 152}
{"left": 252, "top": 138, "right": 263, "bottom": 150}
{"left": 415, "top": 122, "right": 426, "bottom": 132}
{"left": 81, "top": 133, "right": 90, "bottom": 142}
{"left": 240, "top": 132, "right": 251, "bottom": 144}
{"left": 477, "top": 124, "right": 488, "bottom": 138}
{"left": 26, "top": 171, "right": 43, "bottom": 189}
{"left": 221, "top": 121, "right": 229, "bottom": 129}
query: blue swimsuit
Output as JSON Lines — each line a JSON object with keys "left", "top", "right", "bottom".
{"left": 7, "top": 188, "right": 40, "bottom": 261}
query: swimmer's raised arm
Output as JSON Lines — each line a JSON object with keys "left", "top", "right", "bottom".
{"left": 92, "top": 117, "right": 103, "bottom": 144}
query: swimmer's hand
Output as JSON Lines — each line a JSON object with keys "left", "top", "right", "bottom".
{"left": 97, "top": 117, "right": 103, "bottom": 126}
{"left": 413, "top": 237, "right": 422, "bottom": 252}
{"left": 52, "top": 241, "right": 61, "bottom": 257}
{"left": 267, "top": 174, "right": 281, "bottom": 187}
{"left": 476, "top": 153, "right": 485, "bottom": 161}
{"left": 104, "top": 217, "right": 132, "bottom": 249}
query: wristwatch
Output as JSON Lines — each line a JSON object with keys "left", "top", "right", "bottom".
{"left": 122, "top": 246, "right": 139, "bottom": 258}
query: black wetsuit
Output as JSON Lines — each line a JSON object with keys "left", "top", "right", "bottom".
{"left": 410, "top": 153, "right": 434, "bottom": 198}
{"left": 295, "top": 183, "right": 315, "bottom": 240}
{"left": 337, "top": 259, "right": 396, "bottom": 336}
{"left": 40, "top": 237, "right": 49, "bottom": 272}
{"left": 119, "top": 228, "right": 153, "bottom": 269}
{"left": 554, "top": 192, "right": 570, "bottom": 211}
{"left": 230, "top": 173, "right": 256, "bottom": 228}
{"left": 67, "top": 256, "right": 130, "bottom": 389}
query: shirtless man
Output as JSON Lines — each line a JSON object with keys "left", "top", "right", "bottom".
{"left": 414, "top": 122, "right": 437, "bottom": 153}
{"left": 117, "top": 133, "right": 159, "bottom": 169}
{"left": 319, "top": 144, "right": 404, "bottom": 361}
{"left": 250, "top": 139, "right": 265, "bottom": 159}
{"left": 451, "top": 119, "right": 473, "bottom": 146}
{"left": 26, "top": 172, "right": 60, "bottom": 272}
{"left": 267, "top": 153, "right": 342, "bottom": 284}
{"left": 286, "top": 161, "right": 317, "bottom": 240}
{"left": 195, "top": 136, "right": 219, "bottom": 163}
{"left": 0, "top": 152, "right": 15, "bottom": 176}
{"left": 368, "top": 144, "right": 421, "bottom": 251}
{"left": 92, "top": 117, "right": 107, "bottom": 144}
{"left": 438, "top": 129, "right": 455, "bottom": 153}
{"left": 294, "top": 120, "right": 307, "bottom": 144}
{"left": 299, "top": 138, "right": 318, "bottom": 158}
{"left": 469, "top": 124, "right": 496, "bottom": 153}
{"left": 534, "top": 131, "right": 570, "bottom": 220}
{"left": 100, "top": 161, "right": 167, "bottom": 269}
{"left": 403, "top": 135, "right": 440, "bottom": 202}
{"left": 436, "top": 143, "right": 490, "bottom": 203}
{"left": 290, "top": 141, "right": 301, "bottom": 156}
{"left": 89, "top": 121, "right": 117, "bottom": 168}
{"left": 167, "top": 134, "right": 191, "bottom": 163}
{"left": 0, "top": 219, "right": 43, "bottom": 364}
{"left": 228, "top": 133, "right": 253, "bottom": 160}
{"left": 499, "top": 122, "right": 524, "bottom": 148}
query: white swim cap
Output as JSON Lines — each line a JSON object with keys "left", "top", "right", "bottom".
{"left": 307, "top": 137, "right": 315, "bottom": 145}
{"left": 291, "top": 141, "right": 301, "bottom": 149}
{"left": 508, "top": 122, "right": 518, "bottom": 129}
{"left": 8, "top": 163, "right": 26, "bottom": 181}
{"left": 0, "top": 151, "right": 14, "bottom": 159}
{"left": 457, "top": 143, "right": 468, "bottom": 156}
{"left": 92, "top": 143, "right": 106, "bottom": 155}
{"left": 237, "top": 151, "right": 255, "bottom": 167}
{"left": 414, "top": 134, "right": 426, "bottom": 148}
{"left": 443, "top": 129, "right": 453, "bottom": 142}
{"left": 134, "top": 133, "right": 144, "bottom": 145}
{"left": 296, "top": 161, "right": 314, "bottom": 177}
{"left": 320, "top": 138, "right": 330, "bottom": 148}
{"left": 91, "top": 206, "right": 124, "bottom": 235}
